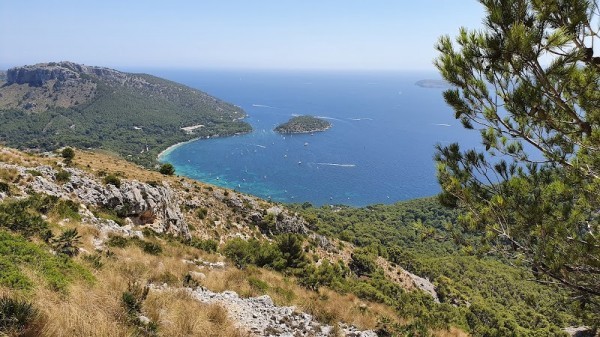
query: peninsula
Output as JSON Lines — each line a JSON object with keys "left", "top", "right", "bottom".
{"left": 0, "top": 61, "right": 251, "bottom": 166}
{"left": 274, "top": 115, "right": 331, "bottom": 134}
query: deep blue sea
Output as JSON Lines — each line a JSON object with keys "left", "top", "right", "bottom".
{"left": 148, "top": 70, "right": 481, "bottom": 207}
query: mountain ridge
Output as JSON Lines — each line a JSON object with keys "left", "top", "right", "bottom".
{"left": 0, "top": 61, "right": 251, "bottom": 166}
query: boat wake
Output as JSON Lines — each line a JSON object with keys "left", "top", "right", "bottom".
{"left": 316, "top": 116, "right": 344, "bottom": 122}
{"left": 252, "top": 104, "right": 276, "bottom": 108}
{"left": 315, "top": 162, "right": 356, "bottom": 167}
{"left": 349, "top": 118, "right": 373, "bottom": 121}
{"left": 250, "top": 144, "right": 267, "bottom": 148}
{"left": 433, "top": 123, "right": 451, "bottom": 127}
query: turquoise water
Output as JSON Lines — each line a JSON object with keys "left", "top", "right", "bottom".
{"left": 152, "top": 70, "right": 480, "bottom": 206}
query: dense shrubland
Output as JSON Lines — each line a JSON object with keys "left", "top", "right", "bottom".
{"left": 291, "top": 198, "right": 586, "bottom": 335}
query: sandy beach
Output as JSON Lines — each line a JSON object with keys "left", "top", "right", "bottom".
{"left": 157, "top": 138, "right": 201, "bottom": 161}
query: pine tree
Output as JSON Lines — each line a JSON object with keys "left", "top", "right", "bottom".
{"left": 434, "top": 0, "right": 599, "bottom": 317}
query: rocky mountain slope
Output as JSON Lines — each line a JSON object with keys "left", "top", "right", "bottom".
{"left": 0, "top": 145, "right": 590, "bottom": 336}
{"left": 0, "top": 62, "right": 251, "bottom": 166}
{"left": 0, "top": 146, "right": 455, "bottom": 336}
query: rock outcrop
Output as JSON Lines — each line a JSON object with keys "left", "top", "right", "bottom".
{"left": 7, "top": 61, "right": 138, "bottom": 88}
{"left": 7, "top": 62, "right": 81, "bottom": 86}
{"left": 1, "top": 162, "right": 190, "bottom": 239}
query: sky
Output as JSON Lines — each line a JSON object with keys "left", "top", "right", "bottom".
{"left": 0, "top": 1, "right": 485, "bottom": 71}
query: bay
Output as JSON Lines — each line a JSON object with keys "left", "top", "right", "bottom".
{"left": 149, "top": 70, "right": 480, "bottom": 207}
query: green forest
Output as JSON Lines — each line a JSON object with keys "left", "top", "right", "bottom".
{"left": 0, "top": 73, "right": 251, "bottom": 167}
{"left": 290, "top": 198, "right": 585, "bottom": 335}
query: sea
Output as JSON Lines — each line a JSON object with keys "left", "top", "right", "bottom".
{"left": 147, "top": 69, "right": 481, "bottom": 207}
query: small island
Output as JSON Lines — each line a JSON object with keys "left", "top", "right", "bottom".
{"left": 274, "top": 115, "right": 332, "bottom": 134}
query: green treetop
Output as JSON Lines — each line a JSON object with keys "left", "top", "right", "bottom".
{"left": 434, "top": 0, "right": 599, "bottom": 320}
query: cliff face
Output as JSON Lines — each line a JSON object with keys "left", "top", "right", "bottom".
{"left": 5, "top": 61, "right": 143, "bottom": 86}
{"left": 1, "top": 62, "right": 98, "bottom": 112}
{"left": 1, "top": 61, "right": 163, "bottom": 111}
{"left": 7, "top": 62, "right": 81, "bottom": 86}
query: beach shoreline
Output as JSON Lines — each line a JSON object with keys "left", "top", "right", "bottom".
{"left": 157, "top": 137, "right": 201, "bottom": 161}
{"left": 157, "top": 130, "right": 251, "bottom": 161}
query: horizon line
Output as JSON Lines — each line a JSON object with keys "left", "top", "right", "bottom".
{"left": 0, "top": 60, "right": 440, "bottom": 73}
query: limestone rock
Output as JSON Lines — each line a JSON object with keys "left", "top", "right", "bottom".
{"left": 182, "top": 287, "right": 377, "bottom": 337}
{"left": 1, "top": 163, "right": 190, "bottom": 239}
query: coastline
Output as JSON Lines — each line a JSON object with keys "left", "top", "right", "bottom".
{"left": 157, "top": 137, "right": 201, "bottom": 161}
{"left": 157, "top": 130, "right": 252, "bottom": 161}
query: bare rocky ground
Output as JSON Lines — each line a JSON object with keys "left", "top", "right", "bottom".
{"left": 149, "top": 284, "right": 377, "bottom": 337}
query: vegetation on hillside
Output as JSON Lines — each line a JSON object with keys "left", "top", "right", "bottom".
{"left": 291, "top": 198, "right": 587, "bottom": 335}
{"left": 274, "top": 115, "right": 331, "bottom": 134}
{"left": 1, "top": 144, "right": 594, "bottom": 335}
{"left": 0, "top": 65, "right": 251, "bottom": 167}
{"left": 434, "top": 0, "right": 599, "bottom": 324}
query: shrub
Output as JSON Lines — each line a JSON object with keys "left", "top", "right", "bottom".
{"left": 248, "top": 277, "right": 269, "bottom": 293}
{"left": 196, "top": 208, "right": 208, "bottom": 220}
{"left": 103, "top": 174, "right": 121, "bottom": 188}
{"left": 0, "top": 259, "right": 32, "bottom": 289}
{"left": 61, "top": 147, "right": 75, "bottom": 164}
{"left": 0, "top": 198, "right": 49, "bottom": 238}
{"left": 25, "top": 170, "right": 42, "bottom": 177}
{"left": 106, "top": 235, "right": 130, "bottom": 248}
{"left": 275, "top": 234, "right": 306, "bottom": 269}
{"left": 55, "top": 170, "right": 71, "bottom": 183}
{"left": 159, "top": 163, "right": 175, "bottom": 176}
{"left": 53, "top": 199, "right": 81, "bottom": 221}
{"left": 0, "top": 296, "right": 38, "bottom": 335}
{"left": 222, "top": 238, "right": 260, "bottom": 268}
{"left": 299, "top": 259, "right": 347, "bottom": 291}
{"left": 349, "top": 250, "right": 377, "bottom": 277}
{"left": 0, "top": 182, "right": 10, "bottom": 195}
{"left": 139, "top": 241, "right": 162, "bottom": 255}
{"left": 82, "top": 253, "right": 103, "bottom": 269}
{"left": 222, "top": 236, "right": 306, "bottom": 272}
{"left": 258, "top": 213, "right": 276, "bottom": 232}
{"left": 122, "top": 282, "right": 149, "bottom": 316}
{"left": 189, "top": 238, "right": 218, "bottom": 252}
{"left": 51, "top": 228, "right": 81, "bottom": 257}
{"left": 94, "top": 208, "right": 126, "bottom": 227}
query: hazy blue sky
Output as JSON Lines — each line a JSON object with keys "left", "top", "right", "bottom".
{"left": 0, "top": 1, "right": 485, "bottom": 71}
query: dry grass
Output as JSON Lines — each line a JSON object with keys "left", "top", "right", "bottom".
{"left": 7, "top": 229, "right": 245, "bottom": 337}
{"left": 0, "top": 146, "right": 469, "bottom": 336}
{"left": 200, "top": 266, "right": 400, "bottom": 331}
{"left": 73, "top": 150, "right": 171, "bottom": 183}
{"left": 34, "top": 273, "right": 132, "bottom": 337}
{"left": 0, "top": 167, "right": 19, "bottom": 182}
{"left": 144, "top": 290, "right": 246, "bottom": 337}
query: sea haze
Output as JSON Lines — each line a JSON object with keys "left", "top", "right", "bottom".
{"left": 150, "top": 70, "right": 481, "bottom": 207}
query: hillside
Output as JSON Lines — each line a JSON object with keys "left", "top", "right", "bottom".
{"left": 0, "top": 62, "right": 251, "bottom": 166}
{"left": 274, "top": 115, "right": 331, "bottom": 134}
{"left": 0, "top": 146, "right": 590, "bottom": 336}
